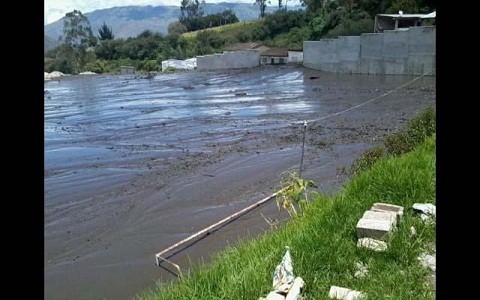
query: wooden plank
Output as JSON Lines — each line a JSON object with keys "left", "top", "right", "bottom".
{"left": 155, "top": 187, "right": 288, "bottom": 271}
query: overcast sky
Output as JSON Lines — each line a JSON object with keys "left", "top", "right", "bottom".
{"left": 45, "top": 0, "right": 302, "bottom": 25}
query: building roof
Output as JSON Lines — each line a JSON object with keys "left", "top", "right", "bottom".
{"left": 421, "top": 11, "right": 436, "bottom": 18}
{"left": 377, "top": 11, "right": 436, "bottom": 19}
{"left": 223, "top": 42, "right": 289, "bottom": 57}
{"left": 260, "top": 48, "right": 289, "bottom": 57}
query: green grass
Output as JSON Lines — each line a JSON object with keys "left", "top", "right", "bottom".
{"left": 138, "top": 134, "right": 436, "bottom": 299}
{"left": 182, "top": 20, "right": 260, "bottom": 39}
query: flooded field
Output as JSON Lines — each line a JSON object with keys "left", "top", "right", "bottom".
{"left": 44, "top": 64, "right": 435, "bottom": 299}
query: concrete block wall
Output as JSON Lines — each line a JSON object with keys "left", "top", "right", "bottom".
{"left": 359, "top": 33, "right": 384, "bottom": 74}
{"left": 303, "top": 26, "right": 435, "bottom": 75}
{"left": 288, "top": 51, "right": 304, "bottom": 63}
{"left": 196, "top": 55, "right": 215, "bottom": 70}
{"left": 303, "top": 41, "right": 323, "bottom": 70}
{"left": 338, "top": 39, "right": 360, "bottom": 73}
{"left": 196, "top": 50, "right": 260, "bottom": 70}
{"left": 406, "top": 26, "right": 436, "bottom": 75}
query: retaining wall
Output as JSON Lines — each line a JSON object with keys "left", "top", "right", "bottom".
{"left": 303, "top": 26, "right": 435, "bottom": 75}
{"left": 196, "top": 50, "right": 260, "bottom": 70}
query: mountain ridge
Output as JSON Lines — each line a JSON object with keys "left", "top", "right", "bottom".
{"left": 44, "top": 3, "right": 301, "bottom": 51}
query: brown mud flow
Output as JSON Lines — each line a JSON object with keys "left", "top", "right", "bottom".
{"left": 44, "top": 64, "right": 435, "bottom": 299}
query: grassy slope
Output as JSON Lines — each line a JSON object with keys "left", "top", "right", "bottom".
{"left": 140, "top": 135, "right": 436, "bottom": 299}
{"left": 182, "top": 20, "right": 260, "bottom": 39}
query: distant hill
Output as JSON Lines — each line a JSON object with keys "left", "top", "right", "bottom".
{"left": 44, "top": 34, "right": 59, "bottom": 52}
{"left": 44, "top": 3, "right": 300, "bottom": 49}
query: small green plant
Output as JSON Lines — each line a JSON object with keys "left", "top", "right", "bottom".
{"left": 276, "top": 172, "right": 317, "bottom": 217}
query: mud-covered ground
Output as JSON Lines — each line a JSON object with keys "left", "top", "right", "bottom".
{"left": 44, "top": 64, "right": 435, "bottom": 299}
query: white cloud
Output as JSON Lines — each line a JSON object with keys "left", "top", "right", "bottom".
{"left": 45, "top": 0, "right": 302, "bottom": 25}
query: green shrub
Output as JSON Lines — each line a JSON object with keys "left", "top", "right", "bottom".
{"left": 162, "top": 67, "right": 178, "bottom": 73}
{"left": 351, "top": 106, "right": 436, "bottom": 173}
{"left": 271, "top": 27, "right": 311, "bottom": 50}
{"left": 324, "top": 18, "right": 374, "bottom": 38}
{"left": 134, "top": 60, "right": 159, "bottom": 72}
{"left": 83, "top": 60, "right": 107, "bottom": 73}
{"left": 385, "top": 107, "right": 436, "bottom": 156}
{"left": 384, "top": 132, "right": 412, "bottom": 156}
{"left": 235, "top": 30, "right": 252, "bottom": 43}
{"left": 350, "top": 146, "right": 386, "bottom": 174}
{"left": 44, "top": 58, "right": 75, "bottom": 74}
{"left": 308, "top": 15, "right": 325, "bottom": 40}
{"left": 406, "top": 106, "right": 436, "bottom": 143}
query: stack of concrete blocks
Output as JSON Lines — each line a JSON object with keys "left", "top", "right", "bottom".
{"left": 196, "top": 50, "right": 260, "bottom": 70}
{"left": 303, "top": 26, "right": 435, "bottom": 75}
{"left": 356, "top": 203, "right": 404, "bottom": 251}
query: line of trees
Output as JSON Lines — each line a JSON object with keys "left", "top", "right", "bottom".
{"left": 179, "top": 0, "right": 239, "bottom": 32}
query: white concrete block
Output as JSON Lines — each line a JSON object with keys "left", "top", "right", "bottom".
{"left": 362, "top": 210, "right": 397, "bottom": 227}
{"left": 357, "top": 238, "right": 388, "bottom": 252}
{"left": 356, "top": 217, "right": 394, "bottom": 240}
{"left": 329, "top": 286, "right": 364, "bottom": 300}
{"left": 372, "top": 202, "right": 404, "bottom": 221}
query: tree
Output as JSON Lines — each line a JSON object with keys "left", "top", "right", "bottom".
{"left": 179, "top": 0, "right": 205, "bottom": 20}
{"left": 62, "top": 10, "right": 97, "bottom": 48}
{"left": 98, "top": 21, "right": 114, "bottom": 40}
{"left": 179, "top": 0, "right": 206, "bottom": 31}
{"left": 278, "top": 0, "right": 283, "bottom": 10}
{"left": 60, "top": 10, "right": 97, "bottom": 73}
{"left": 255, "top": 0, "right": 271, "bottom": 18}
{"left": 137, "top": 30, "right": 155, "bottom": 38}
{"left": 168, "top": 21, "right": 188, "bottom": 35}
{"left": 300, "top": 0, "right": 327, "bottom": 13}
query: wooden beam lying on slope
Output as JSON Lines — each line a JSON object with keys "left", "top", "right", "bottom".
{"left": 155, "top": 187, "right": 288, "bottom": 274}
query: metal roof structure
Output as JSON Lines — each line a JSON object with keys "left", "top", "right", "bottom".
{"left": 374, "top": 11, "right": 436, "bottom": 33}
{"left": 377, "top": 12, "right": 436, "bottom": 19}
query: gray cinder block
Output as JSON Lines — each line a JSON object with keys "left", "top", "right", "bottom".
{"left": 356, "top": 217, "right": 394, "bottom": 240}
{"left": 362, "top": 210, "right": 397, "bottom": 227}
{"left": 371, "top": 202, "right": 404, "bottom": 222}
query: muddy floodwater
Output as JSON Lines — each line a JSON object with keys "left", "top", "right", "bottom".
{"left": 44, "top": 65, "right": 435, "bottom": 299}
